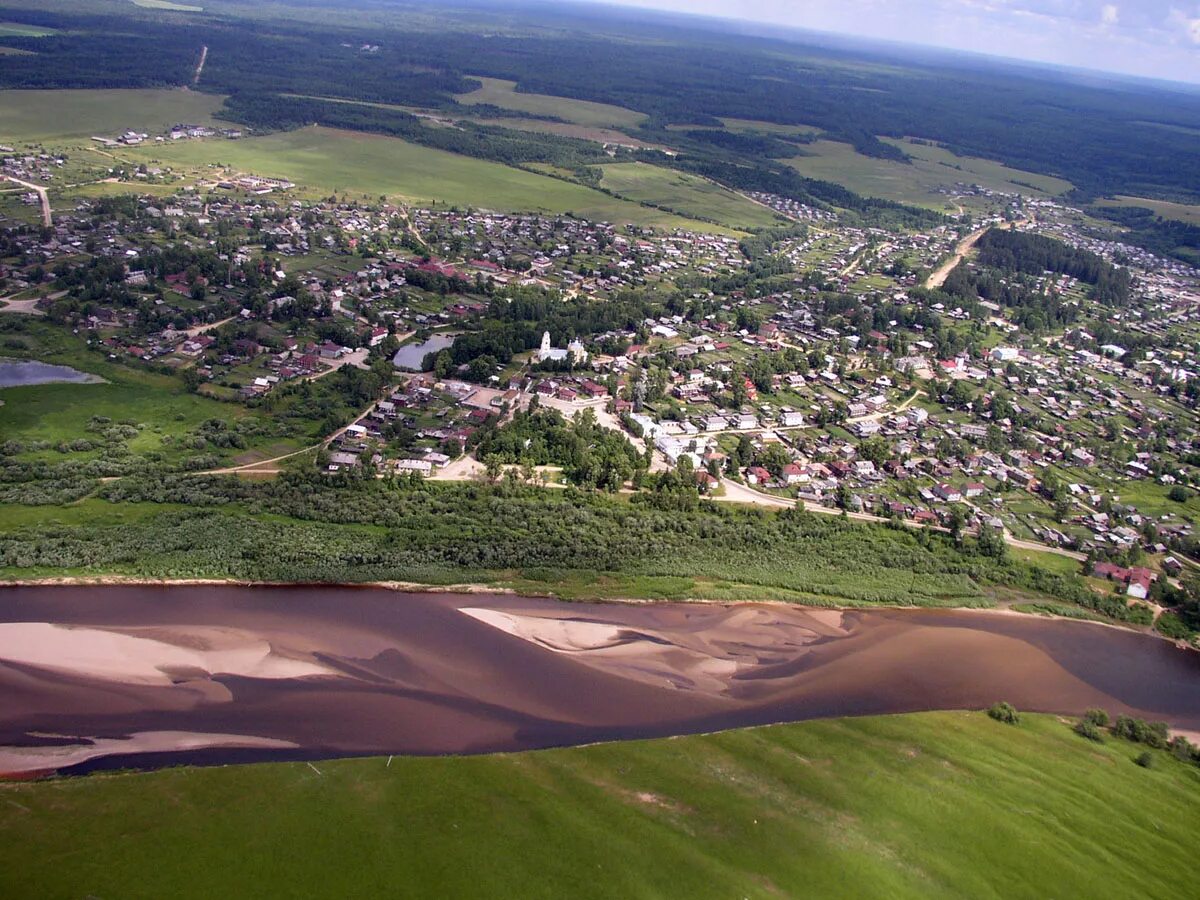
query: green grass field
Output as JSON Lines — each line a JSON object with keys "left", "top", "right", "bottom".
{"left": 1094, "top": 196, "right": 1200, "bottom": 226}
{"left": 599, "top": 161, "right": 784, "bottom": 230}
{"left": 2, "top": 712, "right": 1196, "bottom": 899}
{"left": 0, "top": 321, "right": 303, "bottom": 463}
{"left": 785, "top": 138, "right": 1073, "bottom": 210}
{"left": 0, "top": 89, "right": 223, "bottom": 142}
{"left": 126, "top": 126, "right": 727, "bottom": 231}
{"left": 454, "top": 76, "right": 647, "bottom": 128}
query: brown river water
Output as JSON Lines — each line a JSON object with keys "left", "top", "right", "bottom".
{"left": 1, "top": 585, "right": 1198, "bottom": 776}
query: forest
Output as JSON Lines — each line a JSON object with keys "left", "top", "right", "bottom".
{"left": 0, "top": 0, "right": 1197, "bottom": 204}
{"left": 935, "top": 229, "right": 1132, "bottom": 332}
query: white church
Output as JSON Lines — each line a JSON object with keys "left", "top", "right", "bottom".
{"left": 536, "top": 331, "right": 587, "bottom": 365}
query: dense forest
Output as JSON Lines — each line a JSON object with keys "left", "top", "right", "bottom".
{"left": 0, "top": 0, "right": 1197, "bottom": 203}
{"left": 936, "top": 228, "right": 1132, "bottom": 331}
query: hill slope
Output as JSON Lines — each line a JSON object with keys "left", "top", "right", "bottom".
{"left": 2, "top": 712, "right": 1197, "bottom": 898}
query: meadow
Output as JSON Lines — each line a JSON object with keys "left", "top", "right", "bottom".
{"left": 1094, "top": 196, "right": 1200, "bottom": 226}
{"left": 0, "top": 320, "right": 306, "bottom": 465}
{"left": 1, "top": 712, "right": 1196, "bottom": 899}
{"left": 599, "top": 162, "right": 784, "bottom": 230}
{"left": 454, "top": 76, "right": 647, "bottom": 129}
{"left": 125, "top": 127, "right": 727, "bottom": 231}
{"left": 0, "top": 88, "right": 223, "bottom": 142}
{"left": 785, "top": 138, "right": 1073, "bottom": 211}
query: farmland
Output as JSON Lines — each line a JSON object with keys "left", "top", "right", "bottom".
{"left": 2, "top": 712, "right": 1197, "bottom": 899}
{"left": 0, "top": 88, "right": 223, "bottom": 142}
{"left": 599, "top": 162, "right": 784, "bottom": 230}
{"left": 1095, "top": 196, "right": 1200, "bottom": 226}
{"left": 454, "top": 76, "right": 647, "bottom": 129}
{"left": 785, "top": 137, "right": 1074, "bottom": 210}
{"left": 124, "top": 126, "right": 729, "bottom": 231}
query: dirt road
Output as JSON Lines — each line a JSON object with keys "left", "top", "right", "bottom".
{"left": 3, "top": 176, "right": 51, "bottom": 227}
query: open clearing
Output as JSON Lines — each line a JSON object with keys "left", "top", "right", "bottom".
{"left": 669, "top": 117, "right": 821, "bottom": 138}
{"left": 454, "top": 76, "right": 647, "bottom": 129}
{"left": 0, "top": 89, "right": 223, "bottom": 142}
{"left": 1095, "top": 195, "right": 1200, "bottom": 226}
{"left": 2, "top": 712, "right": 1196, "bottom": 898}
{"left": 599, "top": 161, "right": 784, "bottom": 230}
{"left": 127, "top": 126, "right": 727, "bottom": 231}
{"left": 786, "top": 137, "right": 1073, "bottom": 210}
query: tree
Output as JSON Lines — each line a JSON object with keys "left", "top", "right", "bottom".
{"left": 987, "top": 702, "right": 1019, "bottom": 724}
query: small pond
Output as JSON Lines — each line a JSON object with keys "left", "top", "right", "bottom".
{"left": 392, "top": 334, "right": 455, "bottom": 372}
{"left": 0, "top": 358, "right": 104, "bottom": 388}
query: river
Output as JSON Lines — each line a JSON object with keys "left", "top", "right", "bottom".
{"left": 1, "top": 585, "right": 1197, "bottom": 776}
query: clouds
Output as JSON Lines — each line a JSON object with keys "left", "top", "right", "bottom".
{"left": 599, "top": 0, "right": 1200, "bottom": 83}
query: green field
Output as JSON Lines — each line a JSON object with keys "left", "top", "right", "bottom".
{"left": 0, "top": 89, "right": 224, "bottom": 142}
{"left": 669, "top": 117, "right": 821, "bottom": 138}
{"left": 785, "top": 138, "right": 1073, "bottom": 210}
{"left": 2, "top": 712, "right": 1196, "bottom": 899}
{"left": 599, "top": 161, "right": 784, "bottom": 229}
{"left": 0, "top": 321, "right": 303, "bottom": 464}
{"left": 126, "top": 126, "right": 727, "bottom": 231}
{"left": 454, "top": 76, "right": 647, "bottom": 128}
{"left": 1094, "top": 195, "right": 1200, "bottom": 226}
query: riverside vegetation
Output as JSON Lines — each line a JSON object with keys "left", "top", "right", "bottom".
{"left": 0, "top": 470, "right": 1146, "bottom": 615}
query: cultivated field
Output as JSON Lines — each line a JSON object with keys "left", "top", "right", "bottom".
{"left": 599, "top": 161, "right": 785, "bottom": 230}
{"left": 1095, "top": 196, "right": 1200, "bottom": 226}
{"left": 125, "top": 126, "right": 727, "bottom": 231}
{"left": 0, "top": 88, "right": 223, "bottom": 142}
{"left": 1, "top": 712, "right": 1195, "bottom": 898}
{"left": 454, "top": 76, "right": 647, "bottom": 129}
{"left": 786, "top": 138, "right": 1073, "bottom": 210}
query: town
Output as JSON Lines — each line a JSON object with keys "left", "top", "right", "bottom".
{"left": 3, "top": 144, "right": 1200, "bottom": 622}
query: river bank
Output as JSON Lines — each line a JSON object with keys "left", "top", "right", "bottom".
{"left": 1, "top": 574, "right": 1190, "bottom": 649}
{"left": 1, "top": 583, "right": 1197, "bottom": 776}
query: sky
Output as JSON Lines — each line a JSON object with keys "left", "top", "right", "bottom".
{"left": 597, "top": 0, "right": 1200, "bottom": 85}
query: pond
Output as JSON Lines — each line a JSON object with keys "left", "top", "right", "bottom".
{"left": 0, "top": 358, "right": 104, "bottom": 388}
{"left": 392, "top": 333, "right": 455, "bottom": 371}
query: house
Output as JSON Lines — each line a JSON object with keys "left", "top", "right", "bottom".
{"left": 964, "top": 482, "right": 986, "bottom": 499}
{"left": 1092, "top": 562, "right": 1158, "bottom": 599}
{"left": 781, "top": 463, "right": 808, "bottom": 485}
{"left": 746, "top": 466, "right": 772, "bottom": 486}
{"left": 393, "top": 458, "right": 433, "bottom": 476}
{"left": 906, "top": 407, "right": 929, "bottom": 425}
{"left": 779, "top": 410, "right": 804, "bottom": 428}
{"left": 933, "top": 483, "right": 963, "bottom": 503}
{"left": 368, "top": 327, "right": 389, "bottom": 347}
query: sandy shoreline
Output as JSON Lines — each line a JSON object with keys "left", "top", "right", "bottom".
{"left": 2, "top": 575, "right": 1194, "bottom": 650}
{"left": 1, "top": 582, "right": 1197, "bottom": 776}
